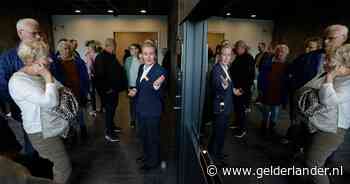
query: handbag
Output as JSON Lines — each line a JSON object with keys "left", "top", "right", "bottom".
{"left": 42, "top": 87, "right": 80, "bottom": 139}
{"left": 294, "top": 73, "right": 338, "bottom": 133}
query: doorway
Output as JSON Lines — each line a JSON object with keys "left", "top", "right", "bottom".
{"left": 114, "top": 32, "right": 158, "bottom": 63}
{"left": 208, "top": 32, "right": 225, "bottom": 52}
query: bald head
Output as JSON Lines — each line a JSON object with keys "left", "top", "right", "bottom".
{"left": 324, "top": 24, "right": 348, "bottom": 54}
{"left": 16, "top": 18, "right": 42, "bottom": 42}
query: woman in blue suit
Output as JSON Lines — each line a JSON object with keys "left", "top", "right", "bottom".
{"left": 209, "top": 44, "right": 241, "bottom": 167}
{"left": 128, "top": 42, "right": 166, "bottom": 171}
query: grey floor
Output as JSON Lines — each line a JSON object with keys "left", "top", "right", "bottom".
{"left": 66, "top": 93, "right": 177, "bottom": 184}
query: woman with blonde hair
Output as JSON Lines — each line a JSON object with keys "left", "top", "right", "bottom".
{"left": 303, "top": 44, "right": 350, "bottom": 184}
{"left": 8, "top": 40, "right": 71, "bottom": 183}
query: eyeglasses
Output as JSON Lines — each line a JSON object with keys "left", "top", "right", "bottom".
{"left": 22, "top": 29, "right": 42, "bottom": 37}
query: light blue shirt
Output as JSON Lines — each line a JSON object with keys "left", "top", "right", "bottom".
{"left": 129, "top": 57, "right": 141, "bottom": 87}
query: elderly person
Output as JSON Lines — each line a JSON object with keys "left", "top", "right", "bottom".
{"left": 258, "top": 44, "right": 290, "bottom": 135}
{"left": 128, "top": 42, "right": 167, "bottom": 171}
{"left": 94, "top": 38, "right": 127, "bottom": 142}
{"left": 124, "top": 43, "right": 142, "bottom": 128}
{"left": 304, "top": 37, "right": 322, "bottom": 54}
{"left": 84, "top": 40, "right": 100, "bottom": 116}
{"left": 229, "top": 40, "right": 255, "bottom": 138}
{"left": 0, "top": 18, "right": 43, "bottom": 158}
{"left": 8, "top": 40, "right": 72, "bottom": 184}
{"left": 51, "top": 39, "right": 90, "bottom": 139}
{"left": 287, "top": 25, "right": 348, "bottom": 147}
{"left": 302, "top": 44, "right": 350, "bottom": 184}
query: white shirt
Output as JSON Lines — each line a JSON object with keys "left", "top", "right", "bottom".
{"left": 220, "top": 64, "right": 231, "bottom": 89}
{"left": 139, "top": 64, "right": 162, "bottom": 90}
{"left": 8, "top": 72, "right": 59, "bottom": 134}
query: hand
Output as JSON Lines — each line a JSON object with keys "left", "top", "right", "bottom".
{"left": 233, "top": 88, "right": 243, "bottom": 96}
{"left": 153, "top": 75, "right": 165, "bottom": 87}
{"left": 220, "top": 75, "right": 229, "bottom": 87}
{"left": 34, "top": 64, "right": 53, "bottom": 83}
{"left": 128, "top": 88, "right": 137, "bottom": 97}
{"left": 326, "top": 65, "right": 343, "bottom": 83}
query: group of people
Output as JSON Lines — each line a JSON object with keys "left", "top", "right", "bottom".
{"left": 0, "top": 18, "right": 167, "bottom": 183}
{"left": 207, "top": 24, "right": 350, "bottom": 184}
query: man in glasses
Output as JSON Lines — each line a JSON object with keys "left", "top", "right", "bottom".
{"left": 0, "top": 18, "right": 43, "bottom": 158}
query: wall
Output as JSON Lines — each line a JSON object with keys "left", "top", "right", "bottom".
{"left": 0, "top": 8, "right": 53, "bottom": 53}
{"left": 51, "top": 15, "right": 168, "bottom": 57}
{"left": 273, "top": 15, "right": 350, "bottom": 59}
{"left": 208, "top": 16, "right": 274, "bottom": 56}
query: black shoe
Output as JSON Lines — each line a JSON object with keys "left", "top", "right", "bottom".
{"left": 105, "top": 134, "right": 120, "bottom": 142}
{"left": 234, "top": 130, "right": 247, "bottom": 138}
{"left": 136, "top": 156, "right": 145, "bottom": 163}
{"left": 139, "top": 164, "right": 159, "bottom": 171}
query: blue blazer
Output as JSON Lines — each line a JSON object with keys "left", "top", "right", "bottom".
{"left": 135, "top": 63, "right": 167, "bottom": 118}
{"left": 211, "top": 63, "right": 234, "bottom": 115}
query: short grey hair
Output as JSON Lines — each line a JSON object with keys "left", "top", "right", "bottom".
{"left": 16, "top": 18, "right": 39, "bottom": 31}
{"left": 17, "top": 40, "right": 49, "bottom": 64}
{"left": 105, "top": 38, "right": 115, "bottom": 48}
{"left": 325, "top": 24, "right": 349, "bottom": 41}
{"left": 330, "top": 44, "right": 350, "bottom": 68}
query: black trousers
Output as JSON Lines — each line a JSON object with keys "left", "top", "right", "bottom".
{"left": 138, "top": 115, "right": 160, "bottom": 167}
{"left": 208, "top": 114, "right": 229, "bottom": 160}
{"left": 104, "top": 91, "right": 119, "bottom": 136}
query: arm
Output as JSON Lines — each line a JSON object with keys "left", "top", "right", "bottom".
{"left": 319, "top": 83, "right": 350, "bottom": 106}
{"left": 9, "top": 77, "right": 59, "bottom": 108}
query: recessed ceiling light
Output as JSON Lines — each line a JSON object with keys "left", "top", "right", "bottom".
{"left": 74, "top": 9, "right": 81, "bottom": 13}
{"left": 107, "top": 9, "right": 114, "bottom": 13}
{"left": 140, "top": 9, "right": 147, "bottom": 14}
{"left": 251, "top": 14, "right": 257, "bottom": 18}
{"left": 226, "top": 12, "right": 231, "bottom": 16}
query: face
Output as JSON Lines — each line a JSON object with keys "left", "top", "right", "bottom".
{"left": 275, "top": 47, "right": 288, "bottom": 62}
{"left": 324, "top": 30, "right": 346, "bottom": 53}
{"left": 305, "top": 41, "right": 318, "bottom": 53}
{"left": 71, "top": 40, "right": 78, "bottom": 50}
{"left": 59, "top": 43, "right": 72, "bottom": 59}
{"left": 130, "top": 46, "right": 139, "bottom": 57}
{"left": 221, "top": 48, "right": 233, "bottom": 65}
{"left": 142, "top": 46, "right": 156, "bottom": 65}
{"left": 235, "top": 46, "right": 246, "bottom": 56}
{"left": 258, "top": 43, "right": 265, "bottom": 52}
{"left": 18, "top": 23, "right": 42, "bottom": 42}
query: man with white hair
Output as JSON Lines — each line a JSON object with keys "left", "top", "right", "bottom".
{"left": 0, "top": 18, "right": 42, "bottom": 157}
{"left": 287, "top": 24, "right": 348, "bottom": 155}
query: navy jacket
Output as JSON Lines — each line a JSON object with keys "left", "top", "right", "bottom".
{"left": 289, "top": 49, "right": 324, "bottom": 91}
{"left": 135, "top": 63, "right": 167, "bottom": 118}
{"left": 0, "top": 48, "right": 24, "bottom": 102}
{"left": 211, "top": 63, "right": 234, "bottom": 115}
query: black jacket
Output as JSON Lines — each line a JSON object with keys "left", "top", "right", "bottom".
{"left": 94, "top": 50, "right": 127, "bottom": 93}
{"left": 229, "top": 52, "right": 255, "bottom": 91}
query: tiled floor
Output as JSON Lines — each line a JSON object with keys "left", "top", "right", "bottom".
{"left": 201, "top": 103, "right": 350, "bottom": 184}
{"left": 66, "top": 93, "right": 177, "bottom": 184}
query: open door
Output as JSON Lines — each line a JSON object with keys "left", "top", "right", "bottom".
{"left": 114, "top": 32, "right": 158, "bottom": 63}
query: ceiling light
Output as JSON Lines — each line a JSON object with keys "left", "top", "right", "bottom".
{"left": 251, "top": 14, "right": 257, "bottom": 18}
{"left": 140, "top": 9, "right": 147, "bottom": 14}
{"left": 226, "top": 12, "right": 231, "bottom": 16}
{"left": 107, "top": 9, "right": 114, "bottom": 13}
{"left": 74, "top": 9, "right": 81, "bottom": 13}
